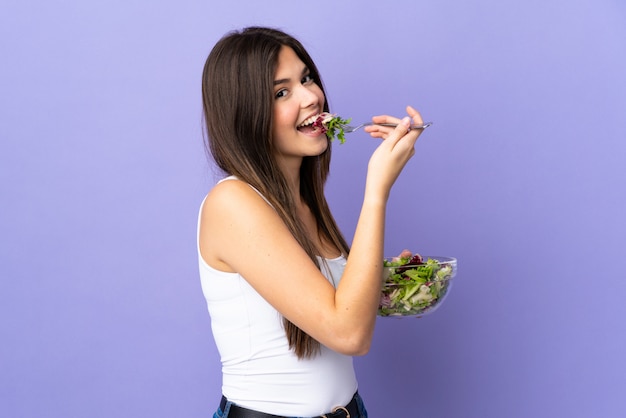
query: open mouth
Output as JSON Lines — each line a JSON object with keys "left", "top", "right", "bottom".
{"left": 297, "top": 113, "right": 330, "bottom": 134}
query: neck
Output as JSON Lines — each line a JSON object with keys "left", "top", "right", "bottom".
{"left": 277, "top": 156, "right": 303, "bottom": 203}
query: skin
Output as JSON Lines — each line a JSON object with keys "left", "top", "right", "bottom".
{"left": 199, "top": 46, "right": 425, "bottom": 356}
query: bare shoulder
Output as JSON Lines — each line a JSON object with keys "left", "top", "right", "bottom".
{"left": 199, "top": 179, "right": 287, "bottom": 270}
{"left": 202, "top": 179, "right": 273, "bottom": 223}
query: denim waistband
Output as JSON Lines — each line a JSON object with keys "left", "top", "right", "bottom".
{"left": 218, "top": 391, "right": 364, "bottom": 418}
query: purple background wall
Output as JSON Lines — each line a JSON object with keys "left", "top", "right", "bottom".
{"left": 1, "top": 1, "right": 625, "bottom": 417}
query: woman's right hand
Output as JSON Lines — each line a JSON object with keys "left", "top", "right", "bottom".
{"left": 362, "top": 105, "right": 425, "bottom": 201}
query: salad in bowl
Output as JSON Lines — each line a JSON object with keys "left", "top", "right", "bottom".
{"left": 378, "top": 250, "right": 458, "bottom": 318}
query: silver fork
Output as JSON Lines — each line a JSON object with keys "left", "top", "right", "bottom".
{"left": 342, "top": 121, "right": 433, "bottom": 134}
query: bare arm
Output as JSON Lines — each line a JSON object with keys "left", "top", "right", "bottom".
{"left": 199, "top": 106, "right": 425, "bottom": 355}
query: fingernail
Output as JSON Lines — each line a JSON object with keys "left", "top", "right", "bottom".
{"left": 401, "top": 117, "right": 410, "bottom": 126}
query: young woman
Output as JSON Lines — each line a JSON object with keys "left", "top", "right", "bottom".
{"left": 198, "top": 27, "right": 427, "bottom": 418}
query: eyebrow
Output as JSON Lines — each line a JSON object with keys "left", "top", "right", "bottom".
{"left": 273, "top": 66, "right": 309, "bottom": 86}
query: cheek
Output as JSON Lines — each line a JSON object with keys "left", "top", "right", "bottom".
{"left": 271, "top": 107, "right": 295, "bottom": 143}
{"left": 274, "top": 103, "right": 297, "bottom": 127}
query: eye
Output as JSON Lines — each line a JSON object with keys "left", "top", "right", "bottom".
{"left": 301, "top": 74, "right": 314, "bottom": 84}
{"left": 275, "top": 88, "right": 288, "bottom": 99}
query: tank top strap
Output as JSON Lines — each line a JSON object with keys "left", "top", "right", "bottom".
{"left": 218, "top": 175, "right": 274, "bottom": 208}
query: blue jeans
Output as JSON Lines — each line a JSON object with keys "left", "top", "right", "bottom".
{"left": 212, "top": 392, "right": 368, "bottom": 418}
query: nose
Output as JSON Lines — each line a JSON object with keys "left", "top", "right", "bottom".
{"left": 296, "top": 84, "right": 319, "bottom": 109}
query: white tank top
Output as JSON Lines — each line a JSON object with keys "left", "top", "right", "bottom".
{"left": 197, "top": 177, "right": 357, "bottom": 416}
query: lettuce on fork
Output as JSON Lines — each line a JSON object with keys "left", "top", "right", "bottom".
{"left": 313, "top": 112, "right": 351, "bottom": 144}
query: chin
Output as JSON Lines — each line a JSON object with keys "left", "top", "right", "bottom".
{"left": 313, "top": 137, "right": 329, "bottom": 154}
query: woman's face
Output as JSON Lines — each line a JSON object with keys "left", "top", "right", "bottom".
{"left": 272, "top": 46, "right": 327, "bottom": 171}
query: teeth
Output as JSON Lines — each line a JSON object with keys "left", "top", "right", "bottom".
{"left": 298, "top": 115, "right": 318, "bottom": 128}
{"left": 297, "top": 112, "right": 334, "bottom": 128}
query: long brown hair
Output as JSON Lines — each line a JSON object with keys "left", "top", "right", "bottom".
{"left": 201, "top": 27, "right": 350, "bottom": 358}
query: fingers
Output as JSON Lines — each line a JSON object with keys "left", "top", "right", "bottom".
{"left": 364, "top": 105, "right": 425, "bottom": 140}
{"left": 364, "top": 117, "right": 401, "bottom": 140}
{"left": 406, "top": 105, "right": 424, "bottom": 126}
{"left": 364, "top": 107, "right": 424, "bottom": 195}
{"left": 369, "top": 105, "right": 423, "bottom": 126}
{"left": 366, "top": 114, "right": 403, "bottom": 138}
{"left": 371, "top": 114, "right": 403, "bottom": 125}
{"left": 392, "top": 117, "right": 419, "bottom": 152}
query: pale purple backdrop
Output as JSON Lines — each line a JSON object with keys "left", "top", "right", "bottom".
{"left": 1, "top": 1, "right": 625, "bottom": 417}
